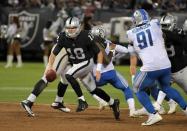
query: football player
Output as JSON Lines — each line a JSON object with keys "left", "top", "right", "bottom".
{"left": 21, "top": 46, "right": 71, "bottom": 116}
{"left": 91, "top": 25, "right": 137, "bottom": 117}
{"left": 21, "top": 17, "right": 120, "bottom": 120}
{"left": 136, "top": 14, "right": 187, "bottom": 116}
{"left": 127, "top": 9, "right": 187, "bottom": 126}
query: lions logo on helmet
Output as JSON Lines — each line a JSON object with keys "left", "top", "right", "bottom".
{"left": 160, "top": 14, "right": 176, "bottom": 31}
{"left": 132, "top": 9, "right": 150, "bottom": 26}
{"left": 65, "top": 17, "right": 81, "bottom": 38}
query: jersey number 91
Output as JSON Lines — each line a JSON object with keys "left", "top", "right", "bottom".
{"left": 136, "top": 29, "right": 153, "bottom": 49}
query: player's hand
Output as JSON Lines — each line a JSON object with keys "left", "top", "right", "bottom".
{"left": 44, "top": 64, "right": 53, "bottom": 75}
{"left": 95, "top": 70, "right": 101, "bottom": 82}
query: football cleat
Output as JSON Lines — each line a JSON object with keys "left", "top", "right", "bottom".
{"left": 110, "top": 99, "right": 120, "bottom": 120}
{"left": 167, "top": 100, "right": 177, "bottom": 114}
{"left": 99, "top": 101, "right": 109, "bottom": 111}
{"left": 20, "top": 100, "right": 35, "bottom": 117}
{"left": 76, "top": 99, "right": 88, "bottom": 112}
{"left": 51, "top": 102, "right": 71, "bottom": 113}
{"left": 142, "top": 112, "right": 162, "bottom": 126}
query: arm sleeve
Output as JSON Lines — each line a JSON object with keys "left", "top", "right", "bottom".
{"left": 115, "top": 45, "right": 128, "bottom": 53}
{"left": 52, "top": 34, "right": 64, "bottom": 56}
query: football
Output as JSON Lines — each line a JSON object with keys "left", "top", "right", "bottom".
{"left": 46, "top": 69, "right": 57, "bottom": 82}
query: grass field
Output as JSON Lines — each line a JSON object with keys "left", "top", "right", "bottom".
{"left": 0, "top": 62, "right": 186, "bottom": 109}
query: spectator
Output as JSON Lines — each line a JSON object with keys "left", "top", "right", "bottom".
{"left": 5, "top": 16, "right": 23, "bottom": 68}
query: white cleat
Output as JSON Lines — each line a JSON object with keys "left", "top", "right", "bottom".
{"left": 99, "top": 101, "right": 108, "bottom": 111}
{"left": 153, "top": 102, "right": 161, "bottom": 111}
{"left": 51, "top": 102, "right": 71, "bottom": 113}
{"left": 167, "top": 100, "right": 177, "bottom": 114}
{"left": 135, "top": 107, "right": 149, "bottom": 116}
{"left": 129, "top": 110, "right": 141, "bottom": 117}
{"left": 141, "top": 113, "right": 162, "bottom": 126}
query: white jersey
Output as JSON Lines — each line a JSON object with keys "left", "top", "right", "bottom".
{"left": 93, "top": 39, "right": 114, "bottom": 75}
{"left": 127, "top": 19, "right": 171, "bottom": 71}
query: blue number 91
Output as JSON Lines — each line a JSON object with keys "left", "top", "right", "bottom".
{"left": 136, "top": 29, "right": 153, "bottom": 49}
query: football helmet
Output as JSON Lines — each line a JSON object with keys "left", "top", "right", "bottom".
{"left": 65, "top": 17, "right": 81, "bottom": 38}
{"left": 91, "top": 25, "right": 106, "bottom": 39}
{"left": 160, "top": 14, "right": 176, "bottom": 31}
{"left": 132, "top": 9, "right": 150, "bottom": 26}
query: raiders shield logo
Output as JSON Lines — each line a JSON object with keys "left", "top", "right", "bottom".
{"left": 9, "top": 11, "right": 39, "bottom": 48}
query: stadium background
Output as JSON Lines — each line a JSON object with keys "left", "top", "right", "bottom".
{"left": 0, "top": 0, "right": 187, "bottom": 131}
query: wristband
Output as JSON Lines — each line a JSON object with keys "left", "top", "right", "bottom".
{"left": 96, "top": 63, "right": 102, "bottom": 71}
{"left": 131, "top": 75, "right": 135, "bottom": 84}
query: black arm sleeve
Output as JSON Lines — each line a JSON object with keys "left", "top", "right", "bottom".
{"left": 52, "top": 33, "right": 64, "bottom": 55}
{"left": 53, "top": 43, "right": 63, "bottom": 56}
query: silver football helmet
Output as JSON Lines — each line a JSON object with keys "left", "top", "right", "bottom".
{"left": 160, "top": 14, "right": 176, "bottom": 31}
{"left": 91, "top": 25, "right": 106, "bottom": 39}
{"left": 65, "top": 17, "right": 81, "bottom": 38}
{"left": 132, "top": 9, "right": 150, "bottom": 26}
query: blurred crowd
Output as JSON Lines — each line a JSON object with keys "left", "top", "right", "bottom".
{"left": 1, "top": 0, "right": 187, "bottom": 12}
{"left": 1, "top": 0, "right": 187, "bottom": 25}
{"left": 0, "top": 0, "right": 187, "bottom": 67}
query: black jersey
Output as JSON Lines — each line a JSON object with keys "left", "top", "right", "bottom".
{"left": 163, "top": 28, "right": 187, "bottom": 73}
{"left": 53, "top": 30, "right": 100, "bottom": 64}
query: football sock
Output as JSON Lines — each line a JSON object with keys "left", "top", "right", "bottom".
{"left": 162, "top": 87, "right": 187, "bottom": 110}
{"left": 31, "top": 79, "right": 47, "bottom": 97}
{"left": 65, "top": 74, "right": 83, "bottom": 97}
{"left": 57, "top": 82, "right": 68, "bottom": 97}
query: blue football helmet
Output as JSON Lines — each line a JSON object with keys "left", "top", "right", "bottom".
{"left": 132, "top": 9, "right": 150, "bottom": 26}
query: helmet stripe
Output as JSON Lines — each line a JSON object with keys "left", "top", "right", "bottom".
{"left": 139, "top": 9, "right": 148, "bottom": 21}
{"left": 69, "top": 17, "right": 73, "bottom": 25}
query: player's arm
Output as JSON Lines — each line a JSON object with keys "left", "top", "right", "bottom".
{"left": 128, "top": 43, "right": 137, "bottom": 84}
{"left": 95, "top": 40, "right": 111, "bottom": 65}
{"left": 45, "top": 35, "right": 64, "bottom": 74}
{"left": 95, "top": 51, "right": 103, "bottom": 81}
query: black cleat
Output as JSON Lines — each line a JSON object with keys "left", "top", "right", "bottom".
{"left": 51, "top": 102, "right": 71, "bottom": 113}
{"left": 110, "top": 99, "right": 120, "bottom": 120}
{"left": 20, "top": 100, "right": 35, "bottom": 117}
{"left": 76, "top": 99, "right": 88, "bottom": 112}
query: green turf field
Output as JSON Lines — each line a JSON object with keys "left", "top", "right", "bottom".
{"left": 0, "top": 62, "right": 186, "bottom": 109}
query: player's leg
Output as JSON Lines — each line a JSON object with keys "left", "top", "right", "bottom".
{"left": 51, "top": 64, "right": 71, "bottom": 112}
{"left": 81, "top": 72, "right": 120, "bottom": 120}
{"left": 21, "top": 76, "right": 48, "bottom": 116}
{"left": 133, "top": 71, "right": 162, "bottom": 126}
{"left": 21, "top": 48, "right": 68, "bottom": 116}
{"left": 109, "top": 71, "right": 136, "bottom": 117}
{"left": 158, "top": 68, "right": 187, "bottom": 113}
{"left": 51, "top": 80, "right": 70, "bottom": 113}
{"left": 171, "top": 66, "right": 187, "bottom": 94}
{"left": 65, "top": 60, "right": 92, "bottom": 112}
